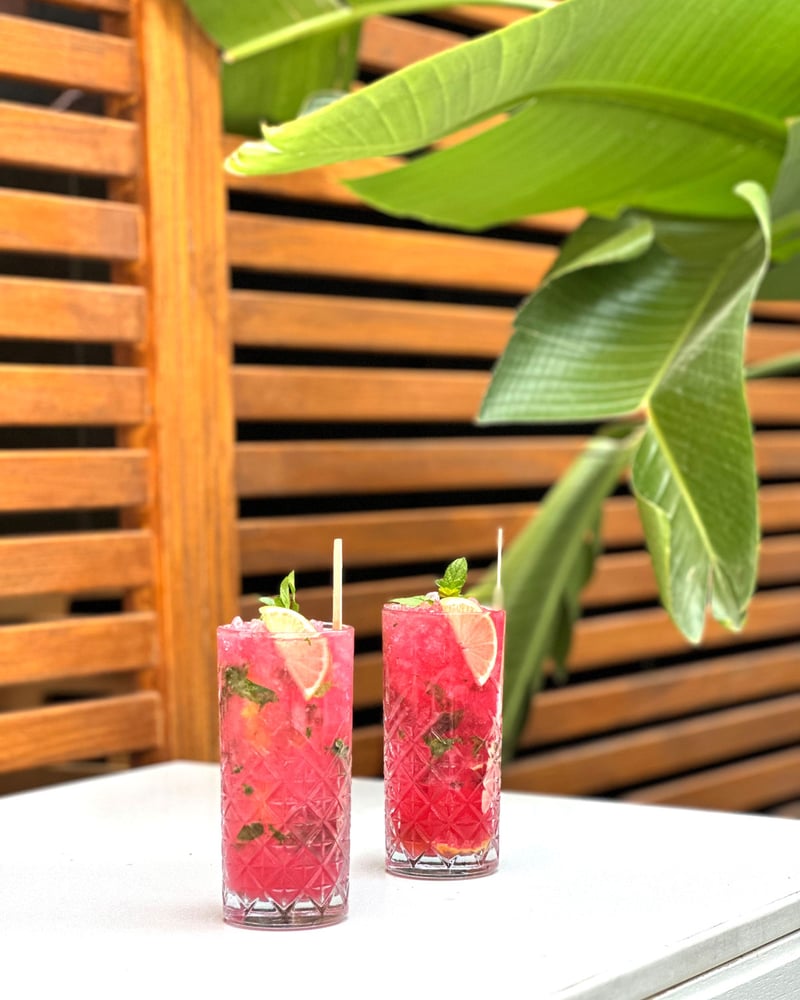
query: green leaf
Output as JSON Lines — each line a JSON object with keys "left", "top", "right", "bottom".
{"left": 630, "top": 183, "right": 771, "bottom": 642}
{"left": 770, "top": 120, "right": 800, "bottom": 263}
{"left": 757, "top": 252, "right": 800, "bottom": 300}
{"left": 237, "top": 822, "right": 265, "bottom": 842}
{"left": 435, "top": 557, "right": 468, "bottom": 597}
{"left": 224, "top": 666, "right": 279, "bottom": 708}
{"left": 227, "top": 0, "right": 799, "bottom": 228}
{"left": 259, "top": 571, "right": 299, "bottom": 612}
{"left": 469, "top": 426, "right": 641, "bottom": 760}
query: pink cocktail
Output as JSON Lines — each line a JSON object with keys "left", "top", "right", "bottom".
{"left": 217, "top": 615, "right": 354, "bottom": 928}
{"left": 382, "top": 596, "right": 505, "bottom": 877}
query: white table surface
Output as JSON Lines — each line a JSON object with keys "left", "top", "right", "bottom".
{"left": 1, "top": 761, "right": 798, "bottom": 999}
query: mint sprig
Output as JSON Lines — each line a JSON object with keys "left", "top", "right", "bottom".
{"left": 435, "top": 557, "right": 468, "bottom": 597}
{"left": 390, "top": 558, "right": 469, "bottom": 605}
{"left": 259, "top": 570, "right": 299, "bottom": 612}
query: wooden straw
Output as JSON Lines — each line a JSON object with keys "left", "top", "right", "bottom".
{"left": 492, "top": 527, "right": 504, "bottom": 610}
{"left": 332, "top": 537, "right": 343, "bottom": 629}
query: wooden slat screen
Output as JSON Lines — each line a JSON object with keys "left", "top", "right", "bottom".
{"left": 0, "top": 0, "right": 239, "bottom": 791}
{"left": 227, "top": 11, "right": 800, "bottom": 814}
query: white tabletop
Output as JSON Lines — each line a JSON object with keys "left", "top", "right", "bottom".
{"left": 1, "top": 761, "right": 798, "bottom": 999}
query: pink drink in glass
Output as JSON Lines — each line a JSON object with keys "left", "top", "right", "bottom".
{"left": 382, "top": 598, "right": 505, "bottom": 877}
{"left": 217, "top": 617, "right": 354, "bottom": 928}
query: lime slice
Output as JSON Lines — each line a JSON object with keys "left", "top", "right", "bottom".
{"left": 440, "top": 596, "right": 498, "bottom": 686}
{"left": 259, "top": 606, "right": 331, "bottom": 699}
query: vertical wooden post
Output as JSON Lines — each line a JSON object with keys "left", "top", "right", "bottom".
{"left": 127, "top": 0, "right": 239, "bottom": 761}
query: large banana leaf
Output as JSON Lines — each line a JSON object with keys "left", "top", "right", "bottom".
{"left": 480, "top": 185, "right": 770, "bottom": 641}
{"left": 185, "top": 0, "right": 551, "bottom": 132}
{"left": 227, "top": 0, "right": 800, "bottom": 227}
{"left": 469, "top": 425, "right": 642, "bottom": 760}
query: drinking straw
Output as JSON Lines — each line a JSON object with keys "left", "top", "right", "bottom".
{"left": 492, "top": 527, "right": 504, "bottom": 610}
{"left": 332, "top": 537, "right": 343, "bottom": 629}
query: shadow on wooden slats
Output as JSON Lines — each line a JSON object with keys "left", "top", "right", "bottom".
{"left": 0, "top": 277, "right": 145, "bottom": 342}
{"left": 0, "top": 693, "right": 163, "bottom": 774}
{"left": 360, "top": 15, "right": 463, "bottom": 73}
{"left": 0, "top": 101, "right": 139, "bottom": 178}
{"left": 0, "top": 450, "right": 148, "bottom": 511}
{"left": 0, "top": 13, "right": 135, "bottom": 93}
{"left": 0, "top": 189, "right": 141, "bottom": 260}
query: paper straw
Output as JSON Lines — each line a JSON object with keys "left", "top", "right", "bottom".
{"left": 332, "top": 537, "right": 343, "bottom": 629}
{"left": 492, "top": 527, "right": 504, "bottom": 610}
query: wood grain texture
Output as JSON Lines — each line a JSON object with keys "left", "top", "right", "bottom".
{"left": 360, "top": 15, "right": 463, "bottom": 74}
{"left": 0, "top": 612, "right": 157, "bottom": 685}
{"left": 229, "top": 289, "right": 512, "bottom": 357}
{"left": 502, "top": 693, "right": 800, "bottom": 795}
{"left": 0, "top": 276, "right": 145, "bottom": 342}
{"left": 622, "top": 746, "right": 800, "bottom": 811}
{"left": 0, "top": 101, "right": 139, "bottom": 177}
{"left": 0, "top": 449, "right": 149, "bottom": 512}
{"left": 37, "top": 0, "right": 130, "bottom": 12}
{"left": 0, "top": 188, "right": 141, "bottom": 260}
{"left": 0, "top": 692, "right": 163, "bottom": 774}
{"left": 233, "top": 365, "right": 798, "bottom": 424}
{"left": 1, "top": 364, "right": 147, "bottom": 425}
{"left": 0, "top": 13, "right": 135, "bottom": 93}
{"left": 0, "top": 530, "right": 152, "bottom": 597}
{"left": 227, "top": 212, "right": 557, "bottom": 294}
{"left": 235, "top": 437, "right": 584, "bottom": 494}
{"left": 128, "top": 0, "right": 240, "bottom": 762}
{"left": 520, "top": 643, "right": 800, "bottom": 749}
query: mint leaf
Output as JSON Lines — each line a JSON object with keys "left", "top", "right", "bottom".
{"left": 328, "top": 738, "right": 350, "bottom": 760}
{"left": 259, "top": 570, "right": 299, "bottom": 611}
{"left": 389, "top": 595, "right": 431, "bottom": 607}
{"left": 224, "top": 665, "right": 278, "bottom": 707}
{"left": 436, "top": 557, "right": 468, "bottom": 597}
{"left": 237, "top": 822, "right": 264, "bottom": 842}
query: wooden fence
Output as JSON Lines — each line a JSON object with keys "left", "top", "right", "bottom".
{"left": 1, "top": 0, "right": 799, "bottom": 812}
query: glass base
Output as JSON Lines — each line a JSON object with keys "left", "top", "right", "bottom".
{"left": 385, "top": 844, "right": 499, "bottom": 880}
{"left": 223, "top": 889, "right": 347, "bottom": 930}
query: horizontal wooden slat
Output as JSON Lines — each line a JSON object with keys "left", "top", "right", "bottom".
{"left": 231, "top": 293, "right": 797, "bottom": 363}
{"left": 622, "top": 746, "right": 800, "bottom": 812}
{"left": 0, "top": 276, "right": 145, "bottom": 342}
{"left": 1, "top": 364, "right": 147, "bottom": 425}
{"left": 754, "top": 301, "right": 800, "bottom": 322}
{"left": 360, "top": 15, "right": 463, "bottom": 74}
{"left": 0, "top": 101, "right": 139, "bottom": 178}
{"left": 233, "top": 365, "right": 799, "bottom": 425}
{"left": 353, "top": 724, "right": 383, "bottom": 777}
{"left": 227, "top": 213, "right": 557, "bottom": 294}
{"left": 747, "top": 323, "right": 800, "bottom": 362}
{"left": 582, "top": 533, "right": 800, "bottom": 608}
{"left": 0, "top": 14, "right": 135, "bottom": 94}
{"left": 236, "top": 434, "right": 799, "bottom": 495}
{"left": 0, "top": 449, "right": 149, "bottom": 511}
{"left": 236, "top": 437, "right": 583, "bottom": 495}
{"left": 0, "top": 188, "right": 141, "bottom": 260}
{"left": 748, "top": 379, "right": 800, "bottom": 424}
{"left": 355, "top": 651, "right": 384, "bottom": 709}
{"left": 229, "top": 290, "right": 511, "bottom": 357}
{"left": 567, "top": 588, "right": 800, "bottom": 672}
{"left": 521, "top": 643, "right": 800, "bottom": 749}
{"left": 756, "top": 431, "right": 800, "bottom": 478}
{"left": 0, "top": 692, "right": 162, "bottom": 774}
{"left": 0, "top": 530, "right": 152, "bottom": 597}
{"left": 0, "top": 611, "right": 157, "bottom": 685}
{"left": 502, "top": 693, "right": 800, "bottom": 796}
{"left": 36, "top": 0, "right": 130, "bottom": 13}
{"left": 233, "top": 365, "right": 488, "bottom": 422}
{"left": 237, "top": 483, "right": 800, "bottom": 583}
